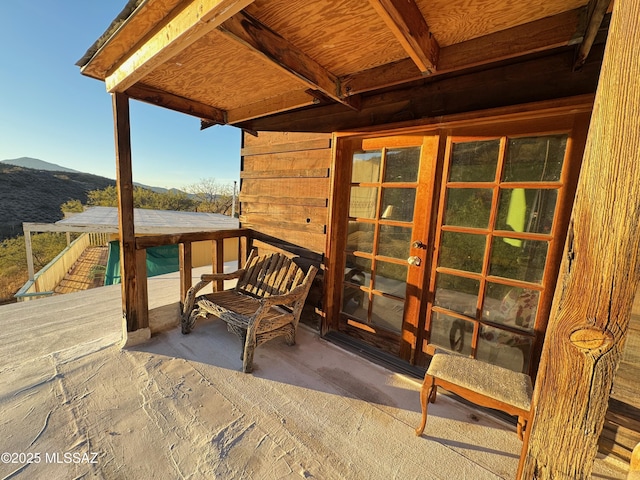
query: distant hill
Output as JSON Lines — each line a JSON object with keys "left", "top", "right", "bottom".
{"left": 0, "top": 157, "right": 80, "bottom": 173}
{"left": 0, "top": 164, "right": 116, "bottom": 240}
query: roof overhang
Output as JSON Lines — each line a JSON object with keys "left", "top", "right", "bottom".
{"left": 77, "top": 0, "right": 612, "bottom": 132}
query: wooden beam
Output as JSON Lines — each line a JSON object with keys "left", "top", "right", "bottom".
{"left": 227, "top": 89, "right": 316, "bottom": 124}
{"left": 218, "top": 11, "right": 359, "bottom": 110}
{"left": 126, "top": 83, "right": 227, "bottom": 124}
{"left": 520, "top": 0, "right": 640, "bottom": 477}
{"left": 574, "top": 0, "right": 611, "bottom": 70}
{"left": 240, "top": 48, "right": 602, "bottom": 133}
{"left": 112, "top": 92, "right": 144, "bottom": 332}
{"left": 368, "top": 0, "right": 439, "bottom": 74}
{"left": 341, "top": 7, "right": 586, "bottom": 95}
{"left": 105, "top": 0, "right": 255, "bottom": 93}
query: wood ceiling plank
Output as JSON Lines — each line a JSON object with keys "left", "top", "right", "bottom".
{"left": 342, "top": 7, "right": 586, "bottom": 95}
{"left": 125, "top": 83, "right": 227, "bottom": 124}
{"left": 227, "top": 90, "right": 316, "bottom": 124}
{"left": 105, "top": 0, "right": 256, "bottom": 93}
{"left": 368, "top": 0, "right": 439, "bottom": 74}
{"left": 218, "top": 11, "right": 359, "bottom": 110}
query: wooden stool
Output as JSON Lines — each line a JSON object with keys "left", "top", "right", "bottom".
{"left": 415, "top": 352, "right": 533, "bottom": 440}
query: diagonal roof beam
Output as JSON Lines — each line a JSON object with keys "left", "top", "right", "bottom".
{"left": 368, "top": 0, "right": 439, "bottom": 74}
{"left": 218, "top": 11, "right": 360, "bottom": 110}
{"left": 573, "top": 0, "right": 611, "bottom": 69}
{"left": 105, "top": 0, "right": 256, "bottom": 93}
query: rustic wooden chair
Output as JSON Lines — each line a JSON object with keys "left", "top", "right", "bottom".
{"left": 181, "top": 249, "right": 318, "bottom": 373}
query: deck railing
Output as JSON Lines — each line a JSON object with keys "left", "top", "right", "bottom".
{"left": 15, "top": 232, "right": 109, "bottom": 301}
{"left": 131, "top": 228, "right": 323, "bottom": 331}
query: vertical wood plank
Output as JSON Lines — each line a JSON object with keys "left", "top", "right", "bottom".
{"left": 112, "top": 92, "right": 141, "bottom": 332}
{"left": 520, "top": 1, "right": 640, "bottom": 478}
{"left": 24, "top": 228, "right": 35, "bottom": 281}
{"left": 135, "top": 249, "right": 149, "bottom": 329}
{"left": 215, "top": 239, "right": 224, "bottom": 292}
{"left": 179, "top": 242, "right": 193, "bottom": 305}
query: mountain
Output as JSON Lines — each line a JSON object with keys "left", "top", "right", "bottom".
{"left": 0, "top": 164, "right": 116, "bottom": 240}
{"left": 0, "top": 157, "right": 80, "bottom": 173}
{"left": 1, "top": 158, "right": 186, "bottom": 196}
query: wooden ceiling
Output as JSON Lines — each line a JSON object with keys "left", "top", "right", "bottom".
{"left": 79, "top": 0, "right": 610, "bottom": 131}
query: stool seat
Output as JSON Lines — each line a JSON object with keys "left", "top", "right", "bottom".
{"left": 427, "top": 353, "right": 532, "bottom": 411}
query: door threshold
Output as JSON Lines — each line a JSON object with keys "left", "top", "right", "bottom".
{"left": 323, "top": 330, "right": 426, "bottom": 379}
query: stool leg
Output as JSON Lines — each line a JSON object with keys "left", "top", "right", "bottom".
{"left": 415, "top": 375, "right": 436, "bottom": 436}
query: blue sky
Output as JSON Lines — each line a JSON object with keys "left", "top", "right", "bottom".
{"left": 0, "top": 2, "right": 241, "bottom": 190}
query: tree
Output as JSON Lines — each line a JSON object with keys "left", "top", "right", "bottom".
{"left": 85, "top": 185, "right": 196, "bottom": 211}
{"left": 186, "top": 178, "right": 236, "bottom": 215}
{"left": 60, "top": 199, "right": 84, "bottom": 214}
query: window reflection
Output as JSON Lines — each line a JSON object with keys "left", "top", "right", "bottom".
{"left": 449, "top": 140, "right": 500, "bottom": 182}
{"left": 429, "top": 312, "right": 474, "bottom": 356}
{"left": 434, "top": 273, "right": 479, "bottom": 316}
{"left": 444, "top": 188, "right": 493, "bottom": 228}
{"left": 352, "top": 150, "right": 381, "bottom": 183}
{"left": 503, "top": 135, "right": 567, "bottom": 182}
{"left": 496, "top": 189, "right": 557, "bottom": 236}
{"left": 384, "top": 147, "right": 421, "bottom": 182}
{"left": 477, "top": 325, "right": 532, "bottom": 373}
{"left": 371, "top": 295, "right": 404, "bottom": 333}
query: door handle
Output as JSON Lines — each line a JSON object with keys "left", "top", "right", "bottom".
{"left": 412, "top": 240, "right": 426, "bottom": 249}
{"left": 407, "top": 256, "right": 421, "bottom": 266}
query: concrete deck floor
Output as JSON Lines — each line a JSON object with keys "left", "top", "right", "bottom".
{"left": 0, "top": 269, "right": 630, "bottom": 479}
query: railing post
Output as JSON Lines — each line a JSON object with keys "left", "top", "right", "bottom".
{"left": 135, "top": 248, "right": 149, "bottom": 329}
{"left": 213, "top": 239, "right": 224, "bottom": 292}
{"left": 179, "top": 242, "right": 192, "bottom": 307}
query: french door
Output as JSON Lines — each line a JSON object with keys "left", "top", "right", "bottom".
{"left": 338, "top": 135, "right": 437, "bottom": 357}
{"left": 423, "top": 132, "right": 574, "bottom": 375}
{"left": 334, "top": 112, "right": 587, "bottom": 374}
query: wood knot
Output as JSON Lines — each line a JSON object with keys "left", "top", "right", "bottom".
{"left": 569, "top": 326, "right": 613, "bottom": 352}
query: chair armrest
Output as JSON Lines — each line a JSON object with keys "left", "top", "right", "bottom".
{"left": 181, "top": 278, "right": 214, "bottom": 318}
{"left": 200, "top": 268, "right": 245, "bottom": 282}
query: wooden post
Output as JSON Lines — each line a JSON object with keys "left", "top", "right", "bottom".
{"left": 23, "top": 227, "right": 35, "bottom": 281}
{"left": 212, "top": 239, "right": 224, "bottom": 292}
{"left": 179, "top": 241, "right": 193, "bottom": 306}
{"left": 112, "top": 92, "right": 144, "bottom": 333}
{"left": 520, "top": 1, "right": 640, "bottom": 478}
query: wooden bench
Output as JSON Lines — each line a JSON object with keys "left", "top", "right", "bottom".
{"left": 415, "top": 352, "right": 533, "bottom": 441}
{"left": 181, "top": 249, "right": 318, "bottom": 373}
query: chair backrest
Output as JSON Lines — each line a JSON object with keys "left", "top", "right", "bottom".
{"left": 236, "top": 249, "right": 307, "bottom": 298}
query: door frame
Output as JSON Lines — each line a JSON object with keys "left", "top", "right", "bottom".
{"left": 324, "top": 96, "right": 593, "bottom": 370}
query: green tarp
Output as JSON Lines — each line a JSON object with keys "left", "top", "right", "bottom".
{"left": 104, "top": 241, "right": 179, "bottom": 285}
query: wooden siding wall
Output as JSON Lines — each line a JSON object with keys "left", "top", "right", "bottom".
{"left": 240, "top": 131, "right": 332, "bottom": 256}
{"left": 239, "top": 131, "right": 332, "bottom": 329}
{"left": 600, "top": 284, "right": 640, "bottom": 463}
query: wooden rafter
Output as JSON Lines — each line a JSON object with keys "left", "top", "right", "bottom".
{"left": 105, "top": 0, "right": 256, "bottom": 93}
{"left": 218, "top": 11, "right": 359, "bottom": 110}
{"left": 574, "top": 0, "right": 611, "bottom": 69}
{"left": 342, "top": 7, "right": 586, "bottom": 96}
{"left": 126, "top": 84, "right": 227, "bottom": 124}
{"left": 368, "top": 0, "right": 439, "bottom": 74}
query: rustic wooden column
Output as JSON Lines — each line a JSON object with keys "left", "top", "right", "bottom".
{"left": 112, "top": 92, "right": 147, "bottom": 339}
{"left": 520, "top": 1, "right": 640, "bottom": 478}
